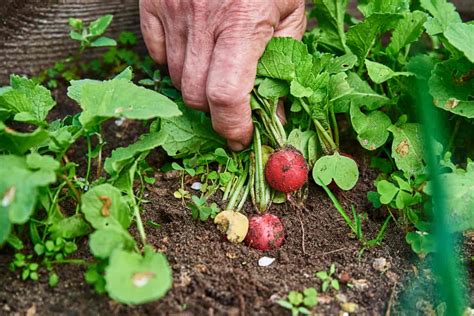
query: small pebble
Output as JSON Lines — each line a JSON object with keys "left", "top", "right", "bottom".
{"left": 258, "top": 256, "right": 275, "bottom": 267}
{"left": 341, "top": 302, "right": 359, "bottom": 313}
{"left": 336, "top": 293, "right": 347, "bottom": 303}
{"left": 191, "top": 182, "right": 202, "bottom": 190}
{"left": 373, "top": 257, "right": 391, "bottom": 272}
{"left": 114, "top": 117, "right": 125, "bottom": 126}
{"left": 352, "top": 279, "right": 369, "bottom": 291}
{"left": 338, "top": 271, "right": 351, "bottom": 283}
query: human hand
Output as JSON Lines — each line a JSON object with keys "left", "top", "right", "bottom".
{"left": 140, "top": 0, "right": 306, "bottom": 150}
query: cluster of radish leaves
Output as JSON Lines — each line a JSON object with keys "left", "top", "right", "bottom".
{"left": 0, "top": 68, "right": 181, "bottom": 304}
{"left": 305, "top": 0, "right": 474, "bottom": 256}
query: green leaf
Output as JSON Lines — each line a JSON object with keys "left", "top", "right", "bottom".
{"left": 48, "top": 215, "right": 92, "bottom": 239}
{"left": 420, "top": 0, "right": 461, "bottom": 35}
{"left": 91, "top": 37, "right": 117, "bottom": 47}
{"left": 387, "top": 11, "right": 428, "bottom": 56}
{"left": 0, "top": 123, "right": 49, "bottom": 154}
{"left": 290, "top": 80, "right": 314, "bottom": 98}
{"left": 89, "top": 14, "right": 113, "bottom": 36}
{"left": 277, "top": 300, "right": 294, "bottom": 310}
{"left": 324, "top": 54, "right": 357, "bottom": 74}
{"left": 89, "top": 228, "right": 136, "bottom": 259}
{"left": 313, "top": 152, "right": 359, "bottom": 190}
{"left": 347, "top": 13, "right": 402, "bottom": 63}
{"left": 334, "top": 72, "right": 389, "bottom": 112}
{"left": 105, "top": 247, "right": 172, "bottom": 304}
{"left": 0, "top": 155, "right": 58, "bottom": 244}
{"left": 69, "top": 31, "right": 83, "bottom": 41}
{"left": 114, "top": 66, "right": 133, "bottom": 81}
{"left": 328, "top": 72, "right": 353, "bottom": 102}
{"left": 26, "top": 153, "right": 60, "bottom": 171}
{"left": 425, "top": 166, "right": 474, "bottom": 232}
{"left": 313, "top": 0, "right": 349, "bottom": 53}
{"left": 68, "top": 78, "right": 181, "bottom": 129}
{"left": 104, "top": 132, "right": 168, "bottom": 177}
{"left": 0, "top": 75, "right": 55, "bottom": 125}
{"left": 159, "top": 104, "right": 225, "bottom": 157}
{"left": 387, "top": 123, "right": 424, "bottom": 175}
{"left": 365, "top": 60, "right": 413, "bottom": 84}
{"left": 287, "top": 129, "right": 318, "bottom": 165}
{"left": 406, "top": 231, "right": 436, "bottom": 255}
{"left": 0, "top": 205, "right": 11, "bottom": 246}
{"left": 68, "top": 18, "right": 83, "bottom": 30}
{"left": 288, "top": 291, "right": 304, "bottom": 306}
{"left": 428, "top": 58, "right": 474, "bottom": 118}
{"left": 377, "top": 180, "right": 399, "bottom": 204}
{"left": 80, "top": 184, "right": 132, "bottom": 230}
{"left": 350, "top": 103, "right": 391, "bottom": 150}
{"left": 358, "top": 0, "right": 409, "bottom": 17}
{"left": 257, "top": 78, "right": 289, "bottom": 99}
{"left": 444, "top": 23, "right": 474, "bottom": 63}
{"left": 257, "top": 37, "right": 309, "bottom": 81}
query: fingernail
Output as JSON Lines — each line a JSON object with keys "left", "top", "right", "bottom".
{"left": 228, "top": 140, "right": 246, "bottom": 152}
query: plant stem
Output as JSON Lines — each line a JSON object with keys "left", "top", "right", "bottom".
{"left": 133, "top": 203, "right": 147, "bottom": 246}
{"left": 51, "top": 259, "right": 88, "bottom": 265}
{"left": 236, "top": 184, "right": 250, "bottom": 212}
{"left": 300, "top": 99, "right": 338, "bottom": 153}
{"left": 85, "top": 135, "right": 92, "bottom": 184}
{"left": 446, "top": 118, "right": 461, "bottom": 154}
{"left": 58, "top": 174, "right": 81, "bottom": 201}
{"left": 222, "top": 175, "right": 235, "bottom": 201}
{"left": 95, "top": 133, "right": 103, "bottom": 179}
{"left": 330, "top": 106, "right": 339, "bottom": 147}
{"left": 226, "top": 164, "right": 248, "bottom": 211}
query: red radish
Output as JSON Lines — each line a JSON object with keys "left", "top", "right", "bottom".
{"left": 264, "top": 147, "right": 308, "bottom": 193}
{"left": 245, "top": 214, "right": 285, "bottom": 251}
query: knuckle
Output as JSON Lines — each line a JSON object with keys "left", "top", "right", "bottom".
{"left": 182, "top": 88, "right": 207, "bottom": 110}
{"left": 207, "top": 85, "right": 248, "bottom": 108}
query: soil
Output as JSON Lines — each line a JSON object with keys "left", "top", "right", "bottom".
{"left": 0, "top": 88, "right": 472, "bottom": 316}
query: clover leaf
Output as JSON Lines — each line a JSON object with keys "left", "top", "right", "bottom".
{"left": 313, "top": 152, "right": 359, "bottom": 190}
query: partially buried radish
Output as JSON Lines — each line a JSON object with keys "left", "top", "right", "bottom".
{"left": 264, "top": 147, "right": 308, "bottom": 193}
{"left": 245, "top": 214, "right": 285, "bottom": 251}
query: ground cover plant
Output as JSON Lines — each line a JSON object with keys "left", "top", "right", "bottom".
{"left": 0, "top": 0, "right": 473, "bottom": 313}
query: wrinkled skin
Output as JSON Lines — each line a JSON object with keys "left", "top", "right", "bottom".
{"left": 140, "top": 0, "right": 306, "bottom": 150}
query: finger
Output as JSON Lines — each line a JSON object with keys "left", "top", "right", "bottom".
{"left": 274, "top": 1, "right": 307, "bottom": 39}
{"left": 163, "top": 30, "right": 186, "bottom": 90}
{"left": 207, "top": 24, "right": 275, "bottom": 151}
{"left": 139, "top": 1, "right": 166, "bottom": 64}
{"left": 180, "top": 27, "right": 214, "bottom": 111}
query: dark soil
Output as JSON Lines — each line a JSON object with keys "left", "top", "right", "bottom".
{"left": 0, "top": 136, "right": 416, "bottom": 315}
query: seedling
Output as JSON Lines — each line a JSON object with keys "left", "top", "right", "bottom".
{"left": 10, "top": 253, "right": 39, "bottom": 281}
{"left": 316, "top": 264, "right": 340, "bottom": 292}
{"left": 319, "top": 178, "right": 391, "bottom": 252}
{"left": 69, "top": 15, "right": 117, "bottom": 51}
{"left": 277, "top": 288, "right": 318, "bottom": 316}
